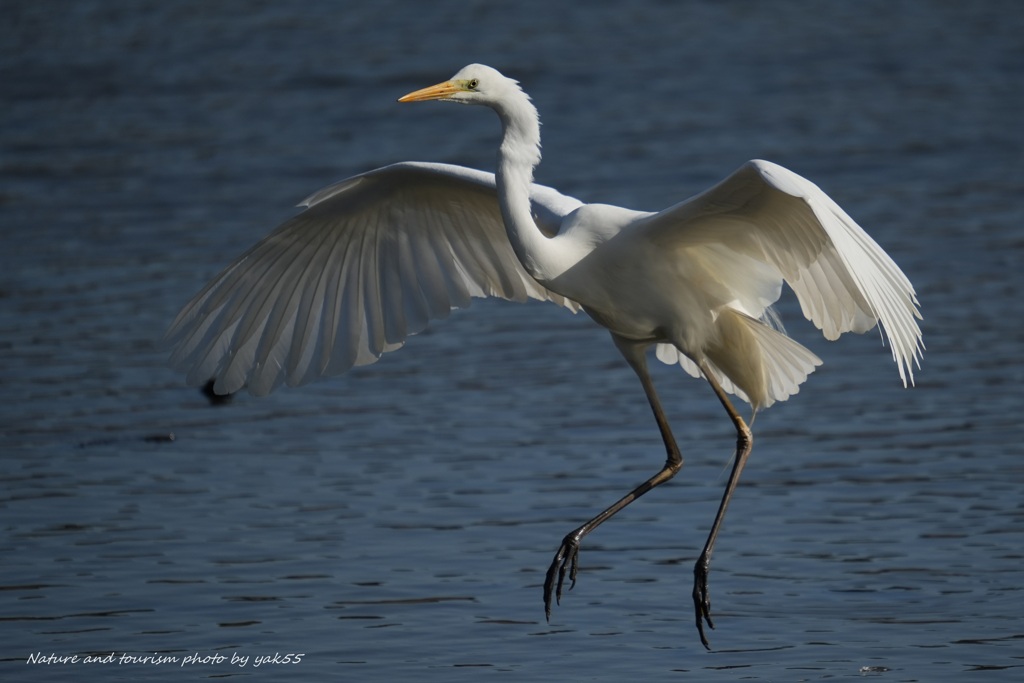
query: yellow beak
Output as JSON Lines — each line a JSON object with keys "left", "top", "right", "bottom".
{"left": 398, "top": 80, "right": 460, "bottom": 103}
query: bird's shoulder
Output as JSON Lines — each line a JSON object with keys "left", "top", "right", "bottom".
{"left": 559, "top": 202, "right": 651, "bottom": 243}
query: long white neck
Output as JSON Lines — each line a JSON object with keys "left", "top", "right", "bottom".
{"left": 493, "top": 91, "right": 552, "bottom": 281}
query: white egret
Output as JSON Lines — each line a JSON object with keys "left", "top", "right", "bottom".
{"left": 165, "top": 64, "right": 923, "bottom": 648}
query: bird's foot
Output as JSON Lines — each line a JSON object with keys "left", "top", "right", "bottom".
{"left": 543, "top": 532, "right": 581, "bottom": 620}
{"left": 692, "top": 555, "right": 715, "bottom": 649}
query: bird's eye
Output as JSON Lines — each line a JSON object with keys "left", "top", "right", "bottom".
{"left": 467, "top": 79, "right": 479, "bottom": 90}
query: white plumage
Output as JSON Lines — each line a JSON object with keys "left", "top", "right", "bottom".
{"left": 165, "top": 64, "right": 923, "bottom": 647}
{"left": 167, "top": 162, "right": 580, "bottom": 396}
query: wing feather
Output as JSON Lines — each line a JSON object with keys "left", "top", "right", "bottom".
{"left": 165, "top": 162, "right": 581, "bottom": 395}
{"left": 641, "top": 159, "right": 922, "bottom": 387}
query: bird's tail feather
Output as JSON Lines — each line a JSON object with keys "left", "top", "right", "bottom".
{"left": 656, "top": 310, "right": 821, "bottom": 410}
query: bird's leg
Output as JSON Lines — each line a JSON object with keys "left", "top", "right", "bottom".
{"left": 544, "top": 338, "right": 683, "bottom": 621}
{"left": 691, "top": 360, "right": 754, "bottom": 650}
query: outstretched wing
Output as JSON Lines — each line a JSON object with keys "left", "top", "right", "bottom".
{"left": 642, "top": 159, "right": 923, "bottom": 387}
{"left": 165, "top": 162, "right": 581, "bottom": 396}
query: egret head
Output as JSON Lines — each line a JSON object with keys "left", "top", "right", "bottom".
{"left": 398, "top": 64, "right": 518, "bottom": 107}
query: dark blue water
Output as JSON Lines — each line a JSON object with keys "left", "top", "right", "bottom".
{"left": 3, "top": 1, "right": 1022, "bottom": 680}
